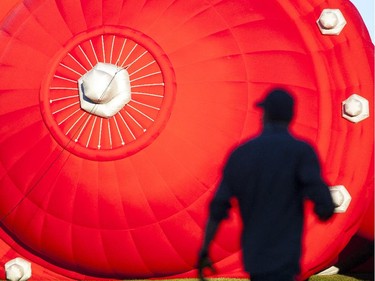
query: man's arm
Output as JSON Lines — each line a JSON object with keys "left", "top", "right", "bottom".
{"left": 197, "top": 181, "right": 232, "bottom": 281}
{"left": 298, "top": 145, "right": 335, "bottom": 221}
{"left": 197, "top": 217, "right": 220, "bottom": 281}
{"left": 199, "top": 217, "right": 220, "bottom": 258}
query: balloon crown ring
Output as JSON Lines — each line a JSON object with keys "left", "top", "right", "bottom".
{"left": 78, "top": 63, "right": 131, "bottom": 119}
{"left": 40, "top": 27, "right": 176, "bottom": 160}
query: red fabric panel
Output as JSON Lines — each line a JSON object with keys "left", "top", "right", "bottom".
{"left": 0, "top": 0, "right": 373, "bottom": 280}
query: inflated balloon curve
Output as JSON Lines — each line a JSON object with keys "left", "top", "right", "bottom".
{"left": 0, "top": 0, "right": 373, "bottom": 280}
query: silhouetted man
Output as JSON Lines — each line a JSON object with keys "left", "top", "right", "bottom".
{"left": 198, "top": 88, "right": 335, "bottom": 281}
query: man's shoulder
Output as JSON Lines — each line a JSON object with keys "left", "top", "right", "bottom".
{"left": 228, "top": 139, "right": 258, "bottom": 160}
{"left": 291, "top": 134, "right": 315, "bottom": 147}
{"left": 290, "top": 135, "right": 319, "bottom": 157}
{"left": 232, "top": 132, "right": 316, "bottom": 153}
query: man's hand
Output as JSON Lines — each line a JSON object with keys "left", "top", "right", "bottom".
{"left": 197, "top": 251, "right": 216, "bottom": 281}
{"left": 314, "top": 203, "right": 334, "bottom": 222}
{"left": 198, "top": 218, "right": 220, "bottom": 281}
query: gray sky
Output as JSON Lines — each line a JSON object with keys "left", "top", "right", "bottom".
{"left": 350, "top": 0, "right": 374, "bottom": 42}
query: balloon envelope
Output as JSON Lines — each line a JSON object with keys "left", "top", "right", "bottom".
{"left": 0, "top": 0, "right": 373, "bottom": 280}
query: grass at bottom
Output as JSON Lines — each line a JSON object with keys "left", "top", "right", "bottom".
{"left": 308, "top": 274, "right": 373, "bottom": 281}
{"left": 138, "top": 275, "right": 373, "bottom": 281}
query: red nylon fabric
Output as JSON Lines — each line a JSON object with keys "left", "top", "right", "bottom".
{"left": 0, "top": 0, "right": 373, "bottom": 280}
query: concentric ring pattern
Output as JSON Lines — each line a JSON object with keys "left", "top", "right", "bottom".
{"left": 0, "top": 0, "right": 373, "bottom": 280}
{"left": 41, "top": 27, "right": 175, "bottom": 160}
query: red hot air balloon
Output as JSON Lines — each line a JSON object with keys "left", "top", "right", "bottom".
{"left": 0, "top": 0, "right": 373, "bottom": 280}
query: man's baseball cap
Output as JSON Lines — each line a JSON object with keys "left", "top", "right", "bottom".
{"left": 257, "top": 88, "right": 294, "bottom": 122}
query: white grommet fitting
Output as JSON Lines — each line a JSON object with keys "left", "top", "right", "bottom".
{"left": 78, "top": 63, "right": 131, "bottom": 118}
{"left": 318, "top": 266, "right": 340, "bottom": 275}
{"left": 317, "top": 9, "right": 346, "bottom": 35}
{"left": 342, "top": 94, "right": 369, "bottom": 123}
{"left": 330, "top": 185, "right": 351, "bottom": 213}
{"left": 5, "top": 258, "right": 32, "bottom": 281}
